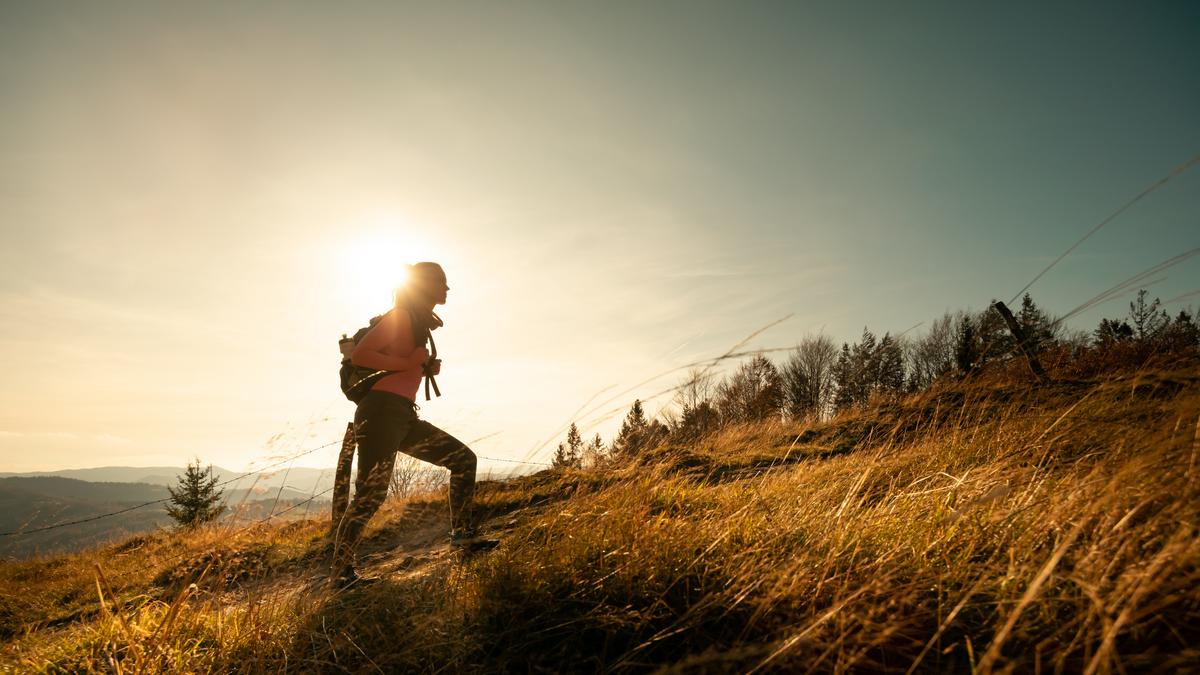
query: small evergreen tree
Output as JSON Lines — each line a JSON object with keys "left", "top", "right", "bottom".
{"left": 1128, "top": 290, "right": 1169, "bottom": 341}
{"left": 166, "top": 460, "right": 225, "bottom": 529}
{"left": 1162, "top": 309, "right": 1200, "bottom": 351}
{"left": 976, "top": 304, "right": 1014, "bottom": 364}
{"left": 875, "top": 333, "right": 905, "bottom": 394}
{"left": 552, "top": 422, "right": 585, "bottom": 469}
{"left": 850, "top": 328, "right": 878, "bottom": 402}
{"left": 1016, "top": 293, "right": 1055, "bottom": 353}
{"left": 833, "top": 343, "right": 855, "bottom": 410}
{"left": 567, "top": 422, "right": 583, "bottom": 457}
{"left": 613, "top": 400, "right": 649, "bottom": 456}
{"left": 955, "top": 316, "right": 978, "bottom": 375}
{"left": 1093, "top": 318, "right": 1134, "bottom": 345}
{"left": 551, "top": 443, "right": 575, "bottom": 469}
{"left": 674, "top": 399, "right": 718, "bottom": 441}
{"left": 582, "top": 433, "right": 606, "bottom": 467}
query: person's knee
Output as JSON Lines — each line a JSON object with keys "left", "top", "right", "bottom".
{"left": 450, "top": 446, "right": 476, "bottom": 474}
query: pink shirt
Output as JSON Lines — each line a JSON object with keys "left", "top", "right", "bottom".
{"left": 350, "top": 309, "right": 429, "bottom": 402}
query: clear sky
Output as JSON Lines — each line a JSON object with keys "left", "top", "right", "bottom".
{"left": 1, "top": 1, "right": 1197, "bottom": 473}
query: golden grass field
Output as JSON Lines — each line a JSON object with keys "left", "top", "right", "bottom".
{"left": 2, "top": 368, "right": 1198, "bottom": 673}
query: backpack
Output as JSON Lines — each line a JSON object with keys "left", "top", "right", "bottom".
{"left": 338, "top": 315, "right": 387, "bottom": 404}
{"left": 337, "top": 310, "right": 442, "bottom": 403}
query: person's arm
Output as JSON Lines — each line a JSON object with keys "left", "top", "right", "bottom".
{"left": 351, "top": 311, "right": 429, "bottom": 372}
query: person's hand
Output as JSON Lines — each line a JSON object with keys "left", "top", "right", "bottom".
{"left": 425, "top": 358, "right": 442, "bottom": 376}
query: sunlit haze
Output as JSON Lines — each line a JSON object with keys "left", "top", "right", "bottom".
{"left": 1, "top": 2, "right": 1197, "bottom": 473}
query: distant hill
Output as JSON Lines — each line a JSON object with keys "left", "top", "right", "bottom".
{"left": 0, "top": 476, "right": 169, "bottom": 502}
{"left": 0, "top": 465, "right": 336, "bottom": 495}
{"left": 0, "top": 476, "right": 327, "bottom": 560}
{"left": 0, "top": 477, "right": 173, "bottom": 559}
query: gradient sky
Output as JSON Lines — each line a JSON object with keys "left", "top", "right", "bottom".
{"left": 1, "top": 1, "right": 1197, "bottom": 473}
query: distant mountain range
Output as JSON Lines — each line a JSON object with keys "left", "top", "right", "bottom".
{"left": 0, "top": 464, "right": 337, "bottom": 495}
{"left": 0, "top": 469, "right": 335, "bottom": 560}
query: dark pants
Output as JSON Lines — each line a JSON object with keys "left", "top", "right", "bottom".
{"left": 332, "top": 390, "right": 477, "bottom": 569}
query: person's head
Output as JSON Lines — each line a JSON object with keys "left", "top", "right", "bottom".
{"left": 395, "top": 262, "right": 449, "bottom": 309}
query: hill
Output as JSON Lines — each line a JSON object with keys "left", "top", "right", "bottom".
{"left": 1, "top": 370, "right": 1197, "bottom": 672}
{"left": 0, "top": 476, "right": 325, "bottom": 560}
{"left": 0, "top": 465, "right": 336, "bottom": 495}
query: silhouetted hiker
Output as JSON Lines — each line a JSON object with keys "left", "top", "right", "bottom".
{"left": 332, "top": 262, "right": 495, "bottom": 588}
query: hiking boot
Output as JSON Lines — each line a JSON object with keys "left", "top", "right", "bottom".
{"left": 450, "top": 528, "right": 499, "bottom": 552}
{"left": 332, "top": 565, "right": 375, "bottom": 590}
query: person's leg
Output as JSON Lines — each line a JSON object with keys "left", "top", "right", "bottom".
{"left": 398, "top": 421, "right": 477, "bottom": 533}
{"left": 332, "top": 393, "right": 416, "bottom": 571}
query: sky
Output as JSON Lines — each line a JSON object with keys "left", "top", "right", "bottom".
{"left": 1, "top": 1, "right": 1197, "bottom": 474}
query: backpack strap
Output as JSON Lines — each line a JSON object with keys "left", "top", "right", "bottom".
{"left": 424, "top": 330, "right": 441, "bottom": 401}
{"left": 407, "top": 308, "right": 442, "bottom": 401}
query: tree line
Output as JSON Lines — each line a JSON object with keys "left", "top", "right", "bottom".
{"left": 551, "top": 290, "right": 1199, "bottom": 468}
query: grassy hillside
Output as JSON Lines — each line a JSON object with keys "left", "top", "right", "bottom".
{"left": 1, "top": 370, "right": 1197, "bottom": 672}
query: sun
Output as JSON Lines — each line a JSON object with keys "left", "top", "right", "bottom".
{"left": 339, "top": 214, "right": 451, "bottom": 319}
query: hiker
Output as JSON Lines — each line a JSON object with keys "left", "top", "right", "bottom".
{"left": 332, "top": 262, "right": 490, "bottom": 586}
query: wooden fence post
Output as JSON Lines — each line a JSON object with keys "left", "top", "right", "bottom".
{"left": 991, "top": 301, "right": 1050, "bottom": 384}
{"left": 330, "top": 422, "right": 355, "bottom": 538}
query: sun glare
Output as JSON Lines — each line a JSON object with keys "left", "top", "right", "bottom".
{"left": 337, "top": 214, "right": 460, "bottom": 321}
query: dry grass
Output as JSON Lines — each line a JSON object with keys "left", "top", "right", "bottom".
{"left": 2, "top": 370, "right": 1198, "bottom": 673}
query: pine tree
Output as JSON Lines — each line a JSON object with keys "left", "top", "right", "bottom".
{"left": 1016, "top": 293, "right": 1055, "bottom": 353}
{"left": 613, "top": 400, "right": 649, "bottom": 456}
{"left": 876, "top": 333, "right": 905, "bottom": 394}
{"left": 833, "top": 343, "right": 855, "bottom": 410}
{"left": 976, "top": 304, "right": 1014, "bottom": 363}
{"left": 1161, "top": 309, "right": 1200, "bottom": 352}
{"left": 1128, "top": 290, "right": 1169, "bottom": 341}
{"left": 849, "top": 328, "right": 877, "bottom": 403}
{"left": 567, "top": 422, "right": 583, "bottom": 457}
{"left": 551, "top": 443, "right": 575, "bottom": 469}
{"left": 675, "top": 400, "right": 718, "bottom": 441}
{"left": 955, "top": 316, "right": 978, "bottom": 375}
{"left": 1093, "top": 318, "right": 1134, "bottom": 345}
{"left": 166, "top": 460, "right": 225, "bottom": 529}
{"left": 553, "top": 423, "right": 585, "bottom": 469}
{"left": 581, "top": 433, "right": 606, "bottom": 467}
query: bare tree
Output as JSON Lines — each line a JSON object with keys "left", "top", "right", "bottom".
{"left": 780, "top": 334, "right": 838, "bottom": 421}
{"left": 676, "top": 367, "right": 715, "bottom": 413}
{"left": 391, "top": 455, "right": 445, "bottom": 499}
{"left": 906, "top": 312, "right": 959, "bottom": 390}
{"left": 671, "top": 368, "right": 719, "bottom": 441}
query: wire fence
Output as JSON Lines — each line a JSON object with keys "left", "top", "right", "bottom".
{"left": 549, "top": 151, "right": 1200, "bottom": 446}
{"left": 0, "top": 438, "right": 550, "bottom": 540}
{"left": 1, "top": 150, "right": 1195, "bottom": 603}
